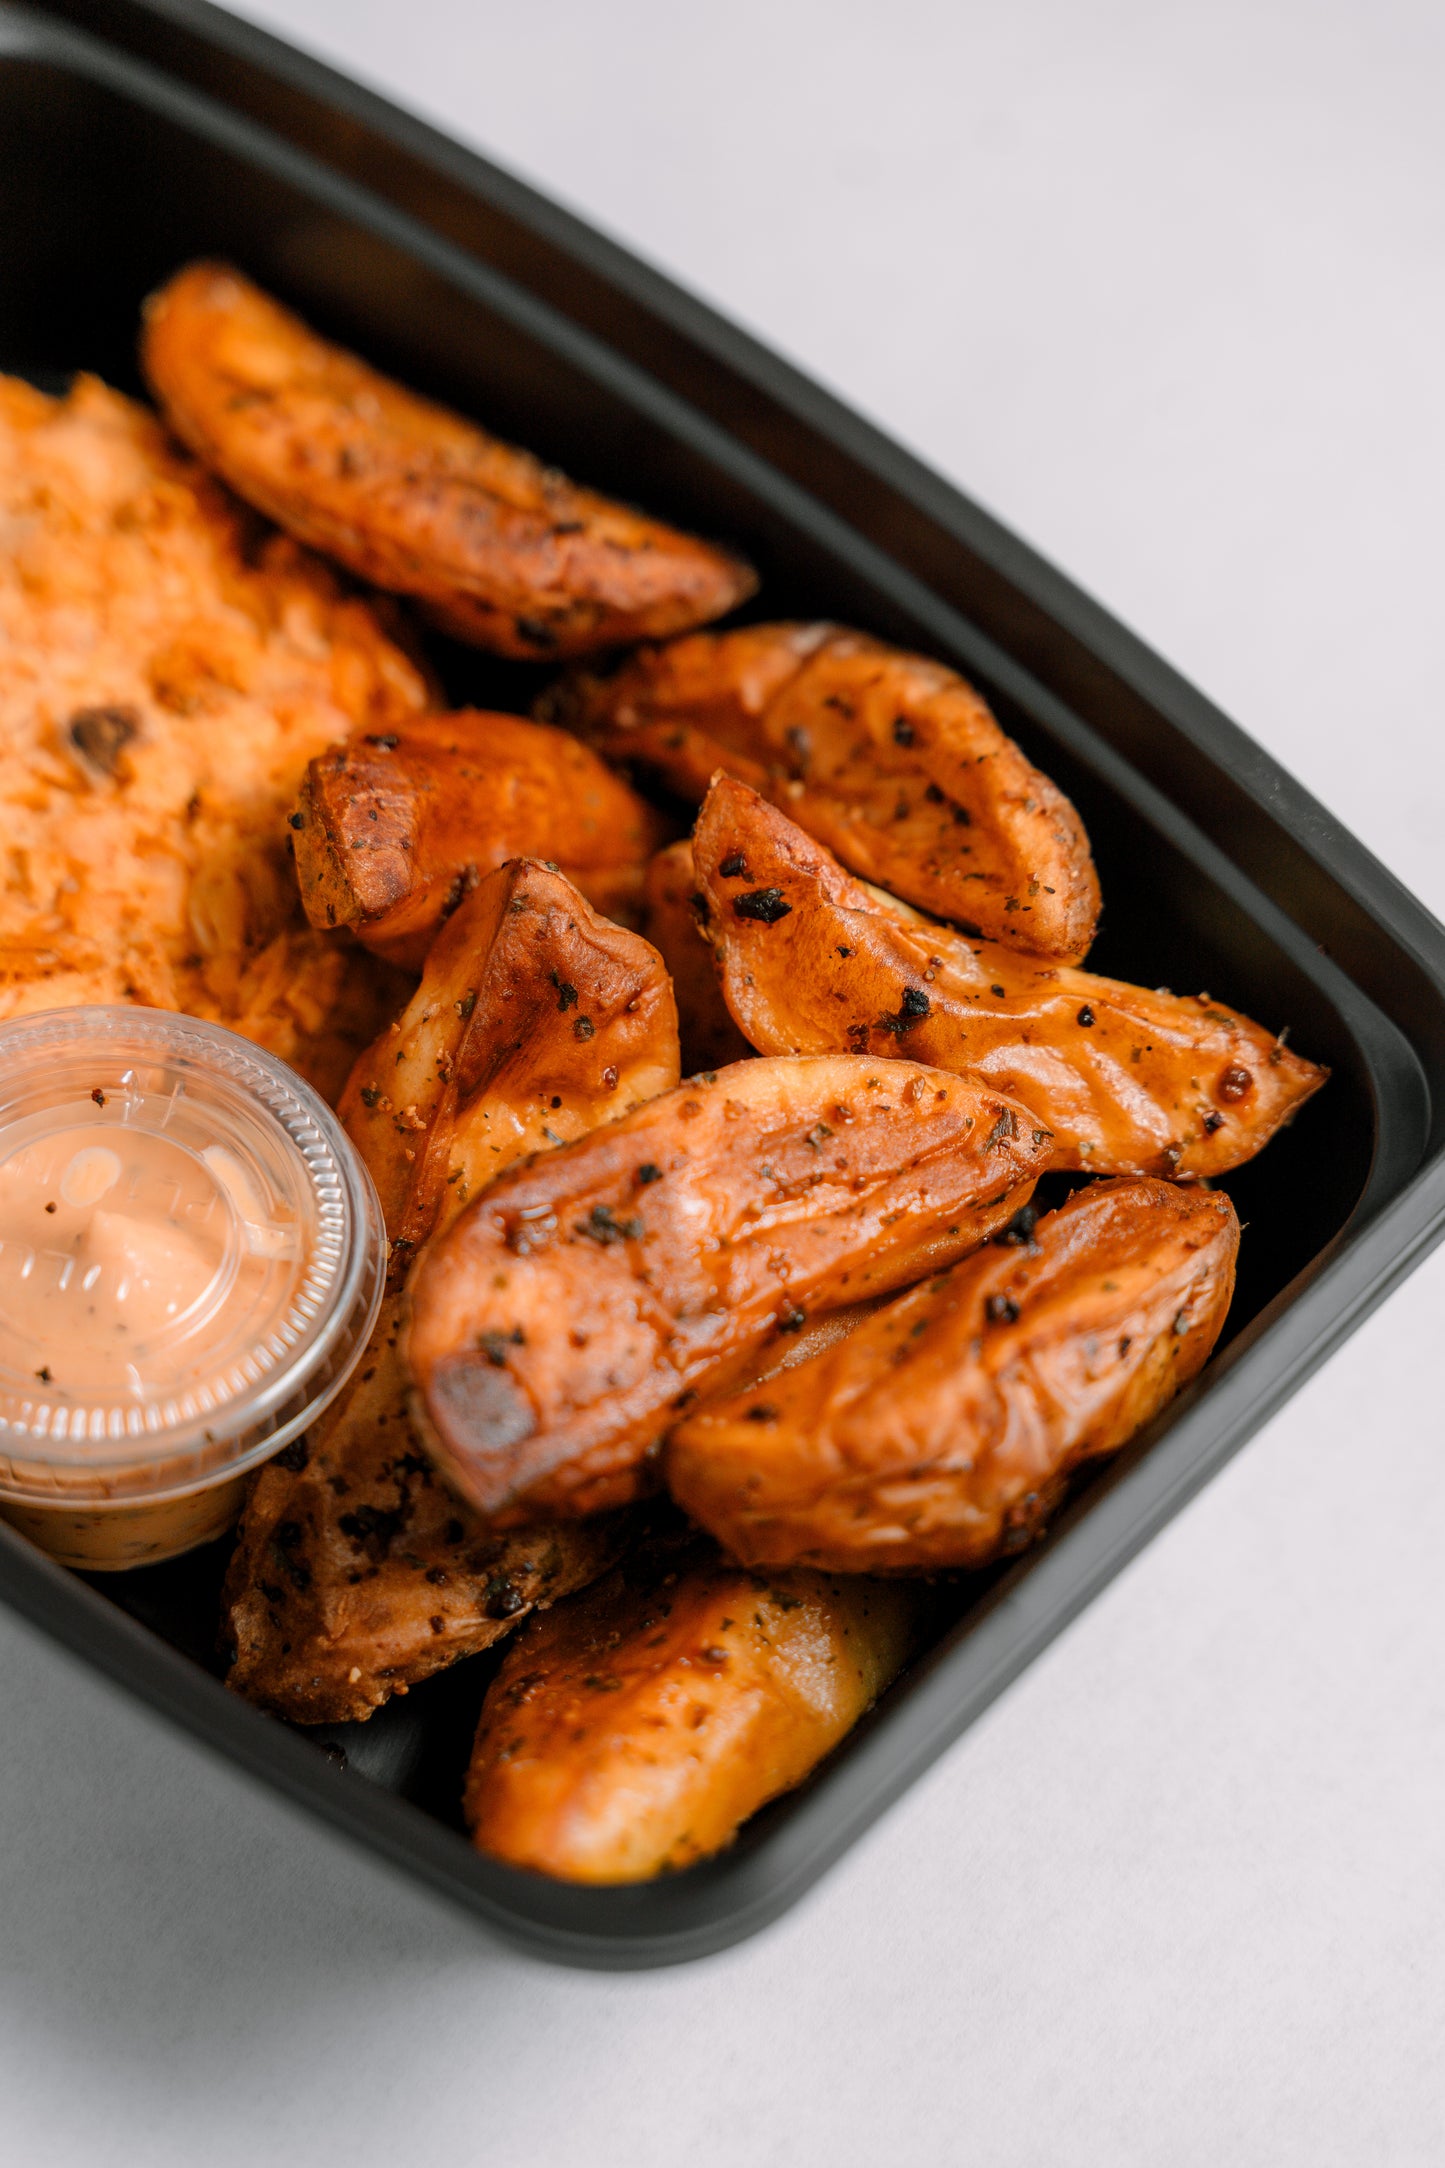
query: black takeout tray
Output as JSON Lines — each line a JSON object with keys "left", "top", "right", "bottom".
{"left": 5, "top": 0, "right": 1445, "bottom": 1969}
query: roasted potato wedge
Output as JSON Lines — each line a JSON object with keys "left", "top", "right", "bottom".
{"left": 464, "top": 1529, "right": 920, "bottom": 1883}
{"left": 693, "top": 776, "right": 1326, "bottom": 1179}
{"left": 221, "top": 1342, "right": 629, "bottom": 1724}
{"left": 642, "top": 839, "right": 751, "bottom": 1073}
{"left": 669, "top": 1176, "right": 1238, "bottom": 1574}
{"left": 143, "top": 263, "right": 757, "bottom": 659}
{"left": 222, "top": 863, "right": 679, "bottom": 1722}
{"left": 545, "top": 623, "right": 1100, "bottom": 958}
{"left": 294, "top": 711, "right": 666, "bottom": 969}
{"left": 406, "top": 1055, "right": 1049, "bottom": 1525}
{"left": 339, "top": 857, "right": 680, "bottom": 1289}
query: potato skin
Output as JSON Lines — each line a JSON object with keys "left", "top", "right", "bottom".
{"left": 693, "top": 776, "right": 1326, "bottom": 1180}
{"left": 642, "top": 839, "right": 751, "bottom": 1073}
{"left": 338, "top": 857, "right": 680, "bottom": 1291}
{"left": 406, "top": 1055, "right": 1049, "bottom": 1525}
{"left": 222, "top": 862, "right": 678, "bottom": 1723}
{"left": 294, "top": 710, "right": 665, "bottom": 969}
{"left": 465, "top": 1532, "right": 919, "bottom": 1883}
{"left": 142, "top": 262, "right": 756, "bottom": 659}
{"left": 545, "top": 623, "right": 1099, "bottom": 958}
{"left": 669, "top": 1176, "right": 1238, "bottom": 1574}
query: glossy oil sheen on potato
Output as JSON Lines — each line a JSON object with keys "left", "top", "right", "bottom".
{"left": 143, "top": 262, "right": 757, "bottom": 659}
{"left": 669, "top": 1176, "right": 1238, "bottom": 1573}
{"left": 544, "top": 622, "right": 1100, "bottom": 957}
{"left": 222, "top": 864, "right": 679, "bottom": 1722}
{"left": 693, "top": 775, "right": 1326, "bottom": 1180}
{"left": 405, "top": 1055, "right": 1049, "bottom": 1524}
{"left": 294, "top": 710, "right": 665, "bottom": 968}
{"left": 465, "top": 1531, "right": 920, "bottom": 1883}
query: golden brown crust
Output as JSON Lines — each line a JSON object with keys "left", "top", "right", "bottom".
{"left": 692, "top": 776, "right": 1327, "bottom": 1180}
{"left": 668, "top": 1176, "right": 1238, "bottom": 1573}
{"left": 222, "top": 863, "right": 680, "bottom": 1723}
{"left": 464, "top": 1531, "right": 920, "bottom": 1882}
{"left": 405, "top": 1055, "right": 1049, "bottom": 1525}
{"left": 545, "top": 624, "right": 1100, "bottom": 958}
{"left": 641, "top": 840, "right": 751, "bottom": 1073}
{"left": 295, "top": 711, "right": 667, "bottom": 969}
{"left": 338, "top": 857, "right": 680, "bottom": 1291}
{"left": 142, "top": 262, "right": 757, "bottom": 660}
{"left": 0, "top": 369, "right": 431, "bottom": 1091}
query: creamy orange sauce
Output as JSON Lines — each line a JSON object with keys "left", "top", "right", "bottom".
{"left": 0, "top": 1120, "right": 291, "bottom": 1403}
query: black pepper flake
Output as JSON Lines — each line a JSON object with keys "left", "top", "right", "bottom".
{"left": 90, "top": 1088, "right": 106, "bottom": 1107}
{"left": 359, "top": 1084, "right": 382, "bottom": 1109}
{"left": 44, "top": 1202, "right": 57, "bottom": 1215}
{"left": 549, "top": 971, "right": 579, "bottom": 1010}
{"left": 575, "top": 1203, "right": 644, "bottom": 1244}
{"left": 455, "top": 990, "right": 477, "bottom": 1019}
{"left": 1077, "top": 1005, "right": 1095, "bottom": 1028}
{"left": 573, "top": 1016, "right": 595, "bottom": 1040}
{"left": 924, "top": 782, "right": 945, "bottom": 804}
{"left": 733, "top": 887, "right": 792, "bottom": 924}
{"left": 636, "top": 1162, "right": 663, "bottom": 1185}
{"left": 991, "top": 985, "right": 1007, "bottom": 999}
{"left": 477, "top": 1326, "right": 526, "bottom": 1366}
{"left": 719, "top": 851, "right": 749, "bottom": 879}
{"left": 878, "top": 986, "right": 931, "bottom": 1035}
{"left": 36, "top": 1366, "right": 52, "bottom": 1383}
{"left": 776, "top": 1301, "right": 806, "bottom": 1333}
{"left": 983, "top": 1105, "right": 1019, "bottom": 1151}
{"left": 986, "top": 1294, "right": 1020, "bottom": 1324}
{"left": 485, "top": 1579, "right": 527, "bottom": 1620}
{"left": 1203, "top": 1110, "right": 1225, "bottom": 1134}
{"left": 287, "top": 810, "right": 304, "bottom": 830}
{"left": 275, "top": 1436, "right": 309, "bottom": 1473}
{"left": 892, "top": 716, "right": 916, "bottom": 746}
{"left": 746, "top": 1404, "right": 779, "bottom": 1423}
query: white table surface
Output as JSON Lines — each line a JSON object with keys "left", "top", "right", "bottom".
{"left": 4, "top": 3, "right": 1444, "bottom": 2161}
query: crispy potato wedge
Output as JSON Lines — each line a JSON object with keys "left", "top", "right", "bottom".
{"left": 670, "top": 1176, "right": 1238, "bottom": 1574}
{"left": 143, "top": 263, "right": 757, "bottom": 659}
{"left": 545, "top": 623, "right": 1099, "bottom": 958}
{"left": 221, "top": 1343, "right": 630, "bottom": 1724}
{"left": 642, "top": 839, "right": 751, "bottom": 1073}
{"left": 294, "top": 710, "right": 666, "bottom": 969}
{"left": 222, "top": 863, "right": 679, "bottom": 1722}
{"left": 693, "top": 776, "right": 1326, "bottom": 1179}
{"left": 406, "top": 1055, "right": 1048, "bottom": 1525}
{"left": 339, "top": 857, "right": 680, "bottom": 1290}
{"left": 464, "top": 1529, "right": 920, "bottom": 1883}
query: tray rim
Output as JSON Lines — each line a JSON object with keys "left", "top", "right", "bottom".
{"left": 2, "top": 0, "right": 1444, "bottom": 1967}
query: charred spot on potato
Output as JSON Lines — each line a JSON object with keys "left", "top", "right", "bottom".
{"left": 719, "top": 852, "right": 749, "bottom": 879}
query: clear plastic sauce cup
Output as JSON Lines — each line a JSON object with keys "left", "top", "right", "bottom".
{"left": 0, "top": 1008, "right": 384, "bottom": 1569}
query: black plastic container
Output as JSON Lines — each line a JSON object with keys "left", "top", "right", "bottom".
{"left": 4, "top": 0, "right": 1444, "bottom": 1968}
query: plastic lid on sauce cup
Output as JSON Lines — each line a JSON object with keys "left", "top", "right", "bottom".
{"left": 0, "top": 1008, "right": 384, "bottom": 1533}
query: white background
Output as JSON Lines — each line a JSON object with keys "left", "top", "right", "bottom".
{"left": 3, "top": 3, "right": 1444, "bottom": 2161}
